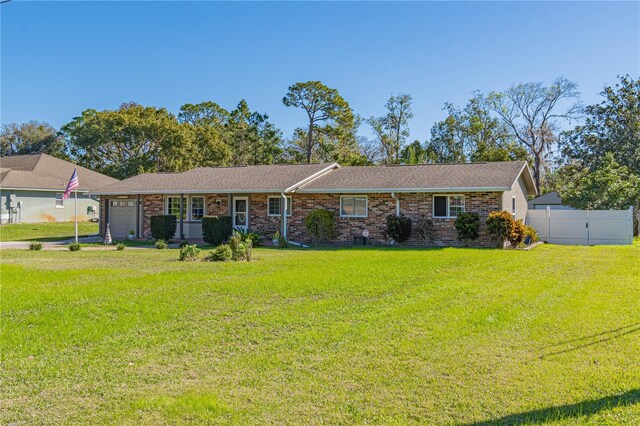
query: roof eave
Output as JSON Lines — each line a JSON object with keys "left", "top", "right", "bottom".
{"left": 295, "top": 187, "right": 511, "bottom": 194}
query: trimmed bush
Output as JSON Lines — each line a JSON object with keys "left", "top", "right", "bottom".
{"left": 68, "top": 242, "right": 81, "bottom": 252}
{"left": 116, "top": 242, "right": 126, "bottom": 251}
{"left": 202, "top": 216, "right": 233, "bottom": 245}
{"left": 155, "top": 239, "right": 168, "bottom": 250}
{"left": 150, "top": 215, "right": 176, "bottom": 242}
{"left": 207, "top": 244, "right": 232, "bottom": 262}
{"left": 454, "top": 212, "right": 480, "bottom": 246}
{"left": 510, "top": 219, "right": 526, "bottom": 247}
{"left": 178, "top": 244, "right": 201, "bottom": 261}
{"left": 386, "top": 215, "right": 412, "bottom": 243}
{"left": 486, "top": 210, "right": 525, "bottom": 248}
{"left": 415, "top": 217, "right": 435, "bottom": 245}
{"left": 29, "top": 242, "right": 43, "bottom": 251}
{"left": 305, "top": 209, "right": 335, "bottom": 243}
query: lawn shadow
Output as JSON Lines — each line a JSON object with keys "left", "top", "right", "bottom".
{"left": 539, "top": 323, "right": 640, "bottom": 358}
{"left": 460, "top": 389, "right": 640, "bottom": 425}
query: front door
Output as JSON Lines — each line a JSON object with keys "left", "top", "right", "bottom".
{"left": 233, "top": 196, "right": 248, "bottom": 231}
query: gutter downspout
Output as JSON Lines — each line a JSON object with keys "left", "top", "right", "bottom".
{"left": 179, "top": 194, "right": 185, "bottom": 240}
{"left": 281, "top": 192, "right": 288, "bottom": 242}
{"left": 391, "top": 192, "right": 400, "bottom": 216}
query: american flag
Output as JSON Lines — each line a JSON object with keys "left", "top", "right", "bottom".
{"left": 63, "top": 168, "right": 79, "bottom": 199}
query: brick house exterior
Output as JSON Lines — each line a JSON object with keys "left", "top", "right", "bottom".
{"left": 92, "top": 162, "right": 537, "bottom": 247}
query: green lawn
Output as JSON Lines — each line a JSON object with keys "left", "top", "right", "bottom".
{"left": 1, "top": 244, "right": 639, "bottom": 425}
{"left": 0, "top": 222, "right": 99, "bottom": 242}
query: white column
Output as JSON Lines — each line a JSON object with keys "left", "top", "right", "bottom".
{"left": 281, "top": 193, "right": 288, "bottom": 241}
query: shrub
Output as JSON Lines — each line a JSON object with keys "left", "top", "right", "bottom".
{"left": 415, "top": 217, "right": 435, "bottom": 245}
{"left": 454, "top": 212, "right": 481, "bottom": 246}
{"left": 202, "top": 216, "right": 233, "bottom": 245}
{"left": 386, "top": 215, "right": 412, "bottom": 243}
{"left": 68, "top": 242, "right": 81, "bottom": 251}
{"left": 304, "top": 209, "right": 335, "bottom": 243}
{"left": 150, "top": 215, "right": 176, "bottom": 242}
{"left": 116, "top": 242, "right": 126, "bottom": 251}
{"left": 229, "top": 231, "right": 252, "bottom": 261}
{"left": 155, "top": 239, "right": 168, "bottom": 250}
{"left": 278, "top": 234, "right": 288, "bottom": 248}
{"left": 510, "top": 219, "right": 526, "bottom": 247}
{"left": 178, "top": 240, "right": 190, "bottom": 248}
{"left": 233, "top": 227, "right": 263, "bottom": 246}
{"left": 486, "top": 210, "right": 525, "bottom": 248}
{"left": 207, "top": 244, "right": 232, "bottom": 262}
{"left": 178, "top": 244, "right": 201, "bottom": 261}
{"left": 29, "top": 241, "right": 43, "bottom": 251}
{"left": 523, "top": 224, "right": 539, "bottom": 244}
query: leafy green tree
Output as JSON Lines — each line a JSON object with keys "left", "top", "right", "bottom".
{"left": 425, "top": 95, "right": 527, "bottom": 164}
{"left": 227, "top": 100, "right": 283, "bottom": 165}
{"left": 401, "top": 140, "right": 427, "bottom": 164}
{"left": 367, "top": 94, "right": 413, "bottom": 164}
{"left": 1, "top": 121, "right": 68, "bottom": 159}
{"left": 558, "top": 153, "right": 640, "bottom": 210}
{"left": 487, "top": 77, "right": 581, "bottom": 190}
{"left": 62, "top": 103, "right": 193, "bottom": 179}
{"left": 283, "top": 81, "right": 355, "bottom": 163}
{"left": 562, "top": 75, "right": 639, "bottom": 176}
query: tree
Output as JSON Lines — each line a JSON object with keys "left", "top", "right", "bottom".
{"left": 367, "top": 94, "right": 413, "bottom": 164}
{"left": 226, "top": 100, "right": 283, "bottom": 165}
{"left": 557, "top": 153, "right": 640, "bottom": 210}
{"left": 487, "top": 77, "right": 581, "bottom": 190}
{"left": 425, "top": 94, "right": 527, "bottom": 164}
{"left": 0, "top": 121, "right": 68, "bottom": 159}
{"left": 562, "top": 75, "right": 640, "bottom": 176}
{"left": 62, "top": 103, "right": 193, "bottom": 179}
{"left": 401, "top": 140, "right": 428, "bottom": 164}
{"left": 283, "top": 81, "right": 354, "bottom": 163}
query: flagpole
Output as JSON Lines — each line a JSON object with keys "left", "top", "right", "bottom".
{"left": 74, "top": 170, "right": 78, "bottom": 244}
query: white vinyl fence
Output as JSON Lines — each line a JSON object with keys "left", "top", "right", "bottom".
{"left": 526, "top": 206, "right": 634, "bottom": 245}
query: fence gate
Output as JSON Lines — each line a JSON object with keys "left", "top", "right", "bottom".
{"left": 526, "top": 207, "right": 634, "bottom": 245}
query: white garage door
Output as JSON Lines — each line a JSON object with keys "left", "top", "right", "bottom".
{"left": 527, "top": 207, "right": 634, "bottom": 245}
{"left": 109, "top": 200, "right": 137, "bottom": 239}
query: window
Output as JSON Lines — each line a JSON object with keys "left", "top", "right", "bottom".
{"left": 166, "top": 197, "right": 187, "bottom": 220}
{"left": 433, "top": 195, "right": 465, "bottom": 218}
{"left": 340, "top": 196, "right": 367, "bottom": 217}
{"left": 55, "top": 193, "right": 64, "bottom": 208}
{"left": 267, "top": 196, "right": 292, "bottom": 216}
{"left": 191, "top": 196, "right": 205, "bottom": 221}
{"left": 127, "top": 201, "right": 135, "bottom": 207}
{"left": 511, "top": 196, "right": 516, "bottom": 216}
{"left": 111, "top": 201, "right": 118, "bottom": 207}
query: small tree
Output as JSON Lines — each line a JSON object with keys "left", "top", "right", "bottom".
{"left": 304, "top": 209, "right": 335, "bottom": 243}
{"left": 386, "top": 215, "right": 412, "bottom": 243}
{"left": 454, "top": 212, "right": 480, "bottom": 246}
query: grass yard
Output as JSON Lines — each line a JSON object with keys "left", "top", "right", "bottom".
{"left": 0, "top": 222, "right": 99, "bottom": 242}
{"left": 1, "top": 243, "right": 639, "bottom": 425}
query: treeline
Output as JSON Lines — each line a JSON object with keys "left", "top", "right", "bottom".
{"left": 1, "top": 76, "right": 638, "bottom": 215}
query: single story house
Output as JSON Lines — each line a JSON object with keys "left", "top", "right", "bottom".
{"left": 527, "top": 191, "right": 574, "bottom": 210}
{"left": 0, "top": 154, "right": 118, "bottom": 224}
{"left": 91, "top": 161, "right": 536, "bottom": 246}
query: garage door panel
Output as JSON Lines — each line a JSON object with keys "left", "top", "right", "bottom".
{"left": 109, "top": 201, "right": 137, "bottom": 239}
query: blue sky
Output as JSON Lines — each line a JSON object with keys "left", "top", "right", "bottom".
{"left": 1, "top": 1, "right": 638, "bottom": 141}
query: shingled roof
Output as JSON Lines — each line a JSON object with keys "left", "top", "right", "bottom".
{"left": 296, "top": 161, "right": 537, "bottom": 195}
{"left": 0, "top": 154, "right": 118, "bottom": 192}
{"left": 91, "top": 163, "right": 339, "bottom": 195}
{"left": 90, "top": 161, "right": 536, "bottom": 196}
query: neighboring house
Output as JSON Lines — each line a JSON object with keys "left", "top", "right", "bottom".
{"left": 528, "top": 191, "right": 574, "bottom": 210}
{"left": 91, "top": 161, "right": 536, "bottom": 247}
{"left": 0, "top": 154, "right": 118, "bottom": 224}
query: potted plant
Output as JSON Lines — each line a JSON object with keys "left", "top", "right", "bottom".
{"left": 127, "top": 229, "right": 135, "bottom": 240}
{"left": 272, "top": 230, "right": 280, "bottom": 246}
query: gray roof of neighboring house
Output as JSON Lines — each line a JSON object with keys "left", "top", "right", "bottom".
{"left": 91, "top": 163, "right": 339, "bottom": 195}
{"left": 297, "top": 161, "right": 537, "bottom": 195}
{"left": 0, "top": 154, "right": 118, "bottom": 192}
{"left": 528, "top": 191, "right": 564, "bottom": 206}
{"left": 90, "top": 161, "right": 537, "bottom": 196}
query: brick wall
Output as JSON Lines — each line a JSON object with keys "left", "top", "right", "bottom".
{"left": 135, "top": 191, "right": 502, "bottom": 247}
{"left": 272, "top": 192, "right": 501, "bottom": 247}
